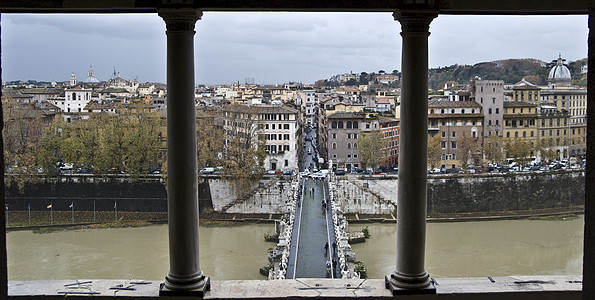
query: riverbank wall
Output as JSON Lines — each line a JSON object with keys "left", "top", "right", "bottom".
{"left": 5, "top": 170, "right": 584, "bottom": 218}
{"left": 334, "top": 169, "right": 584, "bottom": 217}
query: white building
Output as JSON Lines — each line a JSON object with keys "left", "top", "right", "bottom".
{"left": 51, "top": 87, "right": 93, "bottom": 113}
{"left": 298, "top": 90, "right": 317, "bottom": 126}
{"left": 222, "top": 104, "right": 301, "bottom": 172}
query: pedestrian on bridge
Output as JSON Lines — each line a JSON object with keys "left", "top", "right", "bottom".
{"left": 332, "top": 258, "right": 337, "bottom": 276}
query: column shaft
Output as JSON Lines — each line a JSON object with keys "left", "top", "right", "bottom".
{"left": 159, "top": 9, "right": 209, "bottom": 295}
{"left": 584, "top": 7, "right": 594, "bottom": 300}
{"left": 387, "top": 10, "right": 436, "bottom": 293}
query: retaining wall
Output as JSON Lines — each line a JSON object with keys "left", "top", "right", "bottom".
{"left": 5, "top": 170, "right": 585, "bottom": 216}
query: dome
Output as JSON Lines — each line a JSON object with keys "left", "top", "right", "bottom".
{"left": 83, "top": 66, "right": 101, "bottom": 83}
{"left": 83, "top": 76, "right": 100, "bottom": 83}
{"left": 548, "top": 55, "right": 571, "bottom": 80}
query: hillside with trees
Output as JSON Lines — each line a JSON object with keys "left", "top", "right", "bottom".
{"left": 428, "top": 58, "right": 587, "bottom": 90}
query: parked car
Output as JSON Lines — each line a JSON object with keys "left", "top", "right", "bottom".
{"left": 200, "top": 167, "right": 215, "bottom": 174}
{"left": 334, "top": 170, "right": 346, "bottom": 175}
{"left": 498, "top": 166, "right": 511, "bottom": 172}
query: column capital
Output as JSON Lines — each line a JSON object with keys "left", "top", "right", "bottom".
{"left": 158, "top": 8, "right": 202, "bottom": 32}
{"left": 393, "top": 10, "right": 438, "bottom": 35}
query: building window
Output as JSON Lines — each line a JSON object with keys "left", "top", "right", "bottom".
{"left": 332, "top": 133, "right": 337, "bottom": 139}
{"left": 347, "top": 143, "right": 351, "bottom": 149}
{"left": 452, "top": 131, "right": 456, "bottom": 138}
{"left": 332, "top": 143, "right": 337, "bottom": 150}
{"left": 284, "top": 124, "right": 289, "bottom": 129}
{"left": 353, "top": 121, "right": 358, "bottom": 129}
{"left": 441, "top": 141, "right": 446, "bottom": 149}
{"left": 451, "top": 141, "right": 457, "bottom": 148}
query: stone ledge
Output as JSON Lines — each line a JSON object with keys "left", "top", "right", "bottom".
{"left": 8, "top": 275, "right": 582, "bottom": 299}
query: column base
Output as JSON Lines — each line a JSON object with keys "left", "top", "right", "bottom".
{"left": 159, "top": 277, "right": 210, "bottom": 297}
{"left": 385, "top": 274, "right": 436, "bottom": 295}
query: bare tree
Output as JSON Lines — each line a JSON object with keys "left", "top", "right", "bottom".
{"left": 483, "top": 135, "right": 504, "bottom": 165}
{"left": 458, "top": 132, "right": 482, "bottom": 171}
{"left": 427, "top": 133, "right": 442, "bottom": 169}
{"left": 358, "top": 130, "right": 387, "bottom": 170}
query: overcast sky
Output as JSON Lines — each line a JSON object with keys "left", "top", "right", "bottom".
{"left": 1, "top": 13, "right": 588, "bottom": 85}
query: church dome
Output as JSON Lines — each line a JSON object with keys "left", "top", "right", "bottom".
{"left": 547, "top": 54, "right": 572, "bottom": 88}
{"left": 548, "top": 55, "right": 571, "bottom": 81}
{"left": 83, "top": 66, "right": 100, "bottom": 83}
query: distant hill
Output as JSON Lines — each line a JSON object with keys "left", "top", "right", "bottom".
{"left": 428, "top": 58, "right": 551, "bottom": 90}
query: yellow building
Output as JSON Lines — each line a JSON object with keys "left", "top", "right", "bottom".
{"left": 537, "top": 105, "right": 571, "bottom": 159}
{"left": 503, "top": 101, "right": 538, "bottom": 157}
{"left": 428, "top": 100, "right": 484, "bottom": 169}
{"left": 539, "top": 55, "right": 587, "bottom": 157}
{"left": 512, "top": 79, "right": 541, "bottom": 103}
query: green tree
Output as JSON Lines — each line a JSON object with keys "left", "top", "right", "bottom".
{"left": 95, "top": 113, "right": 127, "bottom": 173}
{"left": 121, "top": 103, "right": 161, "bottom": 175}
{"left": 427, "top": 133, "right": 442, "bottom": 169}
{"left": 505, "top": 138, "right": 532, "bottom": 165}
{"left": 2, "top": 96, "right": 45, "bottom": 189}
{"left": 38, "top": 117, "right": 66, "bottom": 176}
{"left": 60, "top": 117, "right": 99, "bottom": 171}
{"left": 358, "top": 130, "right": 387, "bottom": 170}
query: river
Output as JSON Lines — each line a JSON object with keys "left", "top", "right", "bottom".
{"left": 7, "top": 216, "right": 583, "bottom": 280}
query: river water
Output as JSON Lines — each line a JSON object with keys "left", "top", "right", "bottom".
{"left": 7, "top": 216, "right": 583, "bottom": 280}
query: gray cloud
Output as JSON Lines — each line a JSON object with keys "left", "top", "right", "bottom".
{"left": 1, "top": 13, "right": 588, "bottom": 85}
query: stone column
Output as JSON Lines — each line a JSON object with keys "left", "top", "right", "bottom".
{"left": 386, "top": 10, "right": 437, "bottom": 295}
{"left": 584, "top": 7, "right": 594, "bottom": 300}
{"left": 158, "top": 9, "right": 209, "bottom": 296}
{"left": 0, "top": 12, "right": 7, "bottom": 299}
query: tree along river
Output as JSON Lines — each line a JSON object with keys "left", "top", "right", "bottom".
{"left": 7, "top": 216, "right": 583, "bottom": 281}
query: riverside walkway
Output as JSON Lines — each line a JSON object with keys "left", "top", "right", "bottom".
{"left": 285, "top": 177, "right": 338, "bottom": 279}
